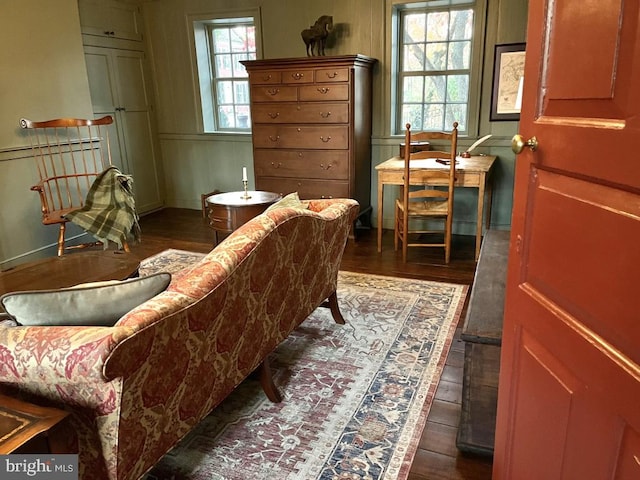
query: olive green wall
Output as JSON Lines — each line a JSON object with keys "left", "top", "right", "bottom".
{"left": 143, "top": 0, "right": 527, "bottom": 234}
{"left": 0, "top": 0, "right": 95, "bottom": 266}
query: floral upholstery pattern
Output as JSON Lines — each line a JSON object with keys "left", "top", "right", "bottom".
{"left": 0, "top": 198, "right": 359, "bottom": 480}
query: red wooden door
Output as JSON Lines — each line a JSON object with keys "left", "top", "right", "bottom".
{"left": 493, "top": 1, "right": 640, "bottom": 478}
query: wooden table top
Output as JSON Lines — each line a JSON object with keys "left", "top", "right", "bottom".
{"left": 0, "top": 250, "right": 140, "bottom": 296}
{"left": 375, "top": 154, "right": 496, "bottom": 174}
{"left": 206, "top": 190, "right": 282, "bottom": 207}
{"left": 0, "top": 393, "right": 69, "bottom": 454}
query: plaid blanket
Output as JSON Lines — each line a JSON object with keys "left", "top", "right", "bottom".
{"left": 65, "top": 166, "right": 141, "bottom": 249}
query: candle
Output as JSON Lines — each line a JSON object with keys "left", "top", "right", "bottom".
{"left": 242, "top": 167, "right": 248, "bottom": 182}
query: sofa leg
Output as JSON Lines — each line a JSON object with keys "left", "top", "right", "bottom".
{"left": 259, "top": 357, "right": 282, "bottom": 403}
{"left": 320, "top": 291, "right": 345, "bottom": 325}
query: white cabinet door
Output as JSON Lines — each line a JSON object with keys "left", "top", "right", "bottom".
{"left": 84, "top": 46, "right": 163, "bottom": 214}
{"left": 78, "top": 0, "right": 143, "bottom": 42}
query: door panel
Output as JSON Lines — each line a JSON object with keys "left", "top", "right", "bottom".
{"left": 83, "top": 45, "right": 163, "bottom": 214}
{"left": 494, "top": 0, "right": 640, "bottom": 477}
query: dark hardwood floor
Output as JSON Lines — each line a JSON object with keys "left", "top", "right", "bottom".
{"left": 132, "top": 208, "right": 494, "bottom": 480}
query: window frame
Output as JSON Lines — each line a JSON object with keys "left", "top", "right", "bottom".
{"left": 390, "top": 0, "right": 486, "bottom": 137}
{"left": 189, "top": 9, "right": 263, "bottom": 134}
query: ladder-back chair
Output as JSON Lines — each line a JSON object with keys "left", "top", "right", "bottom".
{"left": 394, "top": 122, "right": 459, "bottom": 263}
{"left": 20, "top": 116, "right": 116, "bottom": 256}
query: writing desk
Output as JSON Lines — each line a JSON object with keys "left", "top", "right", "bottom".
{"left": 375, "top": 155, "right": 497, "bottom": 260}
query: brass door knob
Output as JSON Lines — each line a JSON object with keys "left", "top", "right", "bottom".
{"left": 512, "top": 134, "right": 538, "bottom": 154}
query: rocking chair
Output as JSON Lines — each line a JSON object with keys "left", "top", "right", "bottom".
{"left": 20, "top": 116, "right": 131, "bottom": 256}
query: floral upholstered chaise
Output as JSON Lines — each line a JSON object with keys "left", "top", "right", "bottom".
{"left": 0, "top": 198, "right": 359, "bottom": 480}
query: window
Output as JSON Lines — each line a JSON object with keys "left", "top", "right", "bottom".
{"left": 393, "top": 0, "right": 483, "bottom": 135}
{"left": 191, "top": 11, "right": 261, "bottom": 133}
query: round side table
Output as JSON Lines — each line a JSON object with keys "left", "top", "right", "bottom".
{"left": 205, "top": 191, "right": 282, "bottom": 244}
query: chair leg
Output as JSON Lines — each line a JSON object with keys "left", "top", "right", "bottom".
{"left": 394, "top": 207, "right": 400, "bottom": 251}
{"left": 57, "top": 223, "right": 66, "bottom": 256}
{"left": 122, "top": 241, "right": 131, "bottom": 253}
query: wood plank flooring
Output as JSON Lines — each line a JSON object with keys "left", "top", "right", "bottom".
{"left": 132, "top": 208, "right": 494, "bottom": 480}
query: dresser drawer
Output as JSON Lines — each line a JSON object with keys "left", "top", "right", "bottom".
{"left": 252, "top": 125, "right": 349, "bottom": 149}
{"left": 299, "top": 84, "right": 349, "bottom": 101}
{"left": 254, "top": 149, "right": 349, "bottom": 180}
{"left": 251, "top": 85, "right": 298, "bottom": 102}
{"left": 281, "top": 69, "right": 314, "bottom": 84}
{"left": 251, "top": 103, "right": 348, "bottom": 124}
{"left": 256, "top": 177, "right": 350, "bottom": 200}
{"left": 315, "top": 67, "right": 350, "bottom": 83}
{"left": 248, "top": 70, "right": 281, "bottom": 85}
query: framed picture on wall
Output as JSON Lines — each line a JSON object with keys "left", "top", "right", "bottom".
{"left": 490, "top": 43, "right": 526, "bottom": 121}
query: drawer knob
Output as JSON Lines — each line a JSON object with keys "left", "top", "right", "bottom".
{"left": 268, "top": 135, "right": 280, "bottom": 142}
{"left": 326, "top": 72, "right": 338, "bottom": 79}
{"left": 317, "top": 87, "right": 330, "bottom": 94}
{"left": 320, "top": 163, "right": 333, "bottom": 170}
{"left": 320, "top": 136, "right": 332, "bottom": 143}
{"left": 320, "top": 111, "right": 331, "bottom": 118}
{"left": 267, "top": 88, "right": 280, "bottom": 96}
{"left": 292, "top": 72, "right": 304, "bottom": 80}
{"left": 270, "top": 162, "right": 282, "bottom": 168}
{"left": 261, "top": 74, "right": 272, "bottom": 81}
{"left": 297, "top": 152, "right": 304, "bottom": 158}
{"left": 268, "top": 112, "right": 280, "bottom": 119}
{"left": 321, "top": 195, "right": 334, "bottom": 199}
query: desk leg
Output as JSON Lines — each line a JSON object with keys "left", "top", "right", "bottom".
{"left": 475, "top": 175, "right": 486, "bottom": 261}
{"left": 377, "top": 178, "right": 384, "bottom": 253}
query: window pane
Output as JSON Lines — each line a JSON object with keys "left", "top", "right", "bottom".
{"left": 215, "top": 54, "right": 233, "bottom": 78}
{"left": 230, "top": 26, "right": 249, "bottom": 52}
{"left": 447, "top": 40, "right": 471, "bottom": 69}
{"left": 426, "top": 12, "right": 449, "bottom": 42}
{"left": 425, "top": 76, "right": 447, "bottom": 102}
{"left": 447, "top": 75, "right": 469, "bottom": 102}
{"left": 450, "top": 9, "right": 473, "bottom": 40}
{"left": 403, "top": 76, "right": 425, "bottom": 102}
{"left": 212, "top": 29, "right": 230, "bottom": 53}
{"left": 404, "top": 13, "right": 426, "bottom": 43}
{"left": 402, "top": 104, "right": 424, "bottom": 130}
{"left": 232, "top": 53, "right": 250, "bottom": 77}
{"left": 424, "top": 104, "right": 445, "bottom": 130}
{"left": 237, "top": 105, "right": 251, "bottom": 128}
{"left": 218, "top": 105, "right": 234, "bottom": 128}
{"left": 233, "top": 80, "right": 249, "bottom": 104}
{"left": 403, "top": 44, "right": 425, "bottom": 71}
{"left": 446, "top": 104, "right": 467, "bottom": 131}
{"left": 425, "top": 42, "right": 448, "bottom": 71}
{"left": 217, "top": 80, "right": 234, "bottom": 104}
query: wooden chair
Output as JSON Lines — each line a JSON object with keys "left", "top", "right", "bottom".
{"left": 20, "top": 116, "right": 117, "bottom": 256}
{"left": 394, "top": 122, "right": 459, "bottom": 263}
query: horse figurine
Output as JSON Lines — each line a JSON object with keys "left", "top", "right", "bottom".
{"left": 301, "top": 15, "right": 333, "bottom": 56}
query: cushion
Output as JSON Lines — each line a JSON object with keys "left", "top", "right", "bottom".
{"left": 0, "top": 272, "right": 171, "bottom": 327}
{"left": 264, "top": 192, "right": 308, "bottom": 212}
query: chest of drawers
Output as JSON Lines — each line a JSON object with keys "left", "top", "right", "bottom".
{"left": 241, "top": 55, "right": 377, "bottom": 218}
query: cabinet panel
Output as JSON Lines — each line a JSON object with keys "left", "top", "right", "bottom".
{"left": 248, "top": 71, "right": 281, "bottom": 85}
{"left": 256, "top": 177, "right": 349, "bottom": 200}
{"left": 252, "top": 125, "right": 348, "bottom": 150}
{"left": 299, "top": 84, "right": 349, "bottom": 102}
{"left": 78, "top": 0, "right": 142, "bottom": 41}
{"left": 251, "top": 103, "right": 349, "bottom": 124}
{"left": 84, "top": 45, "right": 163, "bottom": 214}
{"left": 281, "top": 69, "right": 315, "bottom": 84}
{"left": 250, "top": 86, "right": 298, "bottom": 103}
{"left": 315, "top": 68, "right": 350, "bottom": 83}
{"left": 254, "top": 150, "right": 349, "bottom": 180}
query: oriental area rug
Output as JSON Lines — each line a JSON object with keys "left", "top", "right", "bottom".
{"left": 140, "top": 249, "right": 468, "bottom": 480}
